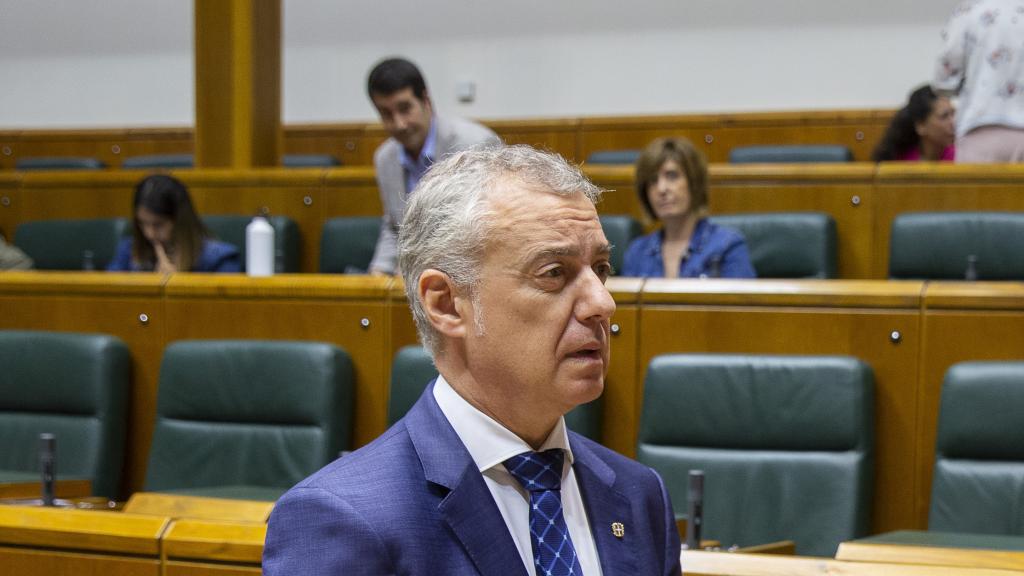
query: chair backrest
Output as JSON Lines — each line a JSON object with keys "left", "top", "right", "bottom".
{"left": 930, "top": 361, "right": 1024, "bottom": 534}
{"left": 638, "top": 353, "right": 874, "bottom": 556}
{"left": 15, "top": 157, "right": 106, "bottom": 171}
{"left": 387, "top": 345, "right": 602, "bottom": 441}
{"left": 710, "top": 212, "right": 838, "bottom": 278}
{"left": 14, "top": 218, "right": 129, "bottom": 270}
{"left": 586, "top": 150, "right": 642, "bottom": 165}
{"left": 283, "top": 154, "right": 341, "bottom": 168}
{"left": 889, "top": 212, "right": 1024, "bottom": 280}
{"left": 0, "top": 330, "right": 129, "bottom": 498}
{"left": 121, "top": 154, "right": 194, "bottom": 169}
{"left": 201, "top": 215, "right": 301, "bottom": 273}
{"left": 144, "top": 340, "right": 353, "bottom": 500}
{"left": 319, "top": 216, "right": 380, "bottom": 274}
{"left": 599, "top": 214, "right": 643, "bottom": 276}
{"left": 729, "top": 145, "right": 853, "bottom": 164}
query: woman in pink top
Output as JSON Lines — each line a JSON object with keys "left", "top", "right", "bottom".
{"left": 872, "top": 85, "right": 956, "bottom": 162}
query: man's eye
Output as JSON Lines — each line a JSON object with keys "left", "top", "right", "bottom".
{"left": 541, "top": 267, "right": 563, "bottom": 278}
{"left": 595, "top": 262, "right": 613, "bottom": 281}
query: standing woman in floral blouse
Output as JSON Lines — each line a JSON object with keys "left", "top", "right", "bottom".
{"left": 622, "top": 137, "right": 755, "bottom": 279}
{"left": 934, "top": 0, "right": 1024, "bottom": 162}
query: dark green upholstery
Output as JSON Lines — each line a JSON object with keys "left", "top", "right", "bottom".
{"left": 638, "top": 353, "right": 874, "bottom": 556}
{"left": 319, "top": 217, "right": 380, "bottom": 274}
{"left": 121, "top": 154, "right": 194, "bottom": 169}
{"left": 386, "top": 345, "right": 602, "bottom": 441}
{"left": 586, "top": 150, "right": 641, "bottom": 165}
{"left": 0, "top": 330, "right": 129, "bottom": 498}
{"left": 283, "top": 154, "right": 341, "bottom": 168}
{"left": 14, "top": 218, "right": 128, "bottom": 270}
{"left": 930, "top": 361, "right": 1024, "bottom": 535}
{"left": 710, "top": 212, "right": 838, "bottom": 278}
{"left": 201, "top": 215, "right": 301, "bottom": 273}
{"left": 889, "top": 212, "right": 1024, "bottom": 280}
{"left": 729, "top": 145, "right": 853, "bottom": 164}
{"left": 144, "top": 340, "right": 353, "bottom": 499}
{"left": 599, "top": 214, "right": 643, "bottom": 276}
{"left": 16, "top": 157, "right": 106, "bottom": 171}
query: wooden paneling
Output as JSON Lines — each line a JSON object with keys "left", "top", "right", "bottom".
{"left": 284, "top": 123, "right": 368, "bottom": 167}
{"left": 123, "top": 493, "right": 273, "bottom": 523}
{"left": 680, "top": 549, "right": 1024, "bottom": 576}
{"left": 638, "top": 279, "right": 924, "bottom": 533}
{"left": 0, "top": 547, "right": 160, "bottom": 576}
{"left": 0, "top": 506, "right": 167, "bottom": 555}
{"left": 873, "top": 164, "right": 1024, "bottom": 279}
{"left": 18, "top": 171, "right": 140, "bottom": 223}
{"left": 488, "top": 118, "right": 580, "bottom": 161}
{"left": 603, "top": 278, "right": 643, "bottom": 457}
{"left": 162, "top": 274, "right": 393, "bottom": 447}
{"left": 578, "top": 109, "right": 892, "bottom": 163}
{"left": 711, "top": 164, "right": 877, "bottom": 279}
{"left": 0, "top": 271, "right": 166, "bottom": 496}
{"left": 178, "top": 169, "right": 324, "bottom": 273}
{"left": 915, "top": 282, "right": 1024, "bottom": 527}
{"left": 0, "top": 171, "right": 21, "bottom": 238}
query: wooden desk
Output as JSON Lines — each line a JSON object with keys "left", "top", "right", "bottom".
{"left": 0, "top": 479, "right": 91, "bottom": 500}
{"left": 162, "top": 519, "right": 264, "bottom": 575}
{"left": 0, "top": 506, "right": 167, "bottom": 576}
{"left": 837, "top": 530, "right": 1024, "bottom": 571}
{"left": 681, "top": 549, "right": 1024, "bottom": 575}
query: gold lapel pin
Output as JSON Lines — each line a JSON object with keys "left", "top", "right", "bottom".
{"left": 611, "top": 522, "right": 625, "bottom": 538}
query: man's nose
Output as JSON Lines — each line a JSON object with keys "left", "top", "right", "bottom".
{"left": 577, "top": 269, "right": 616, "bottom": 323}
{"left": 392, "top": 114, "right": 408, "bottom": 131}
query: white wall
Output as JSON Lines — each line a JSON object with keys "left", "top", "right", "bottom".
{"left": 0, "top": 0, "right": 961, "bottom": 128}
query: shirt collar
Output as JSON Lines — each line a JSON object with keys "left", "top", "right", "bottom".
{"left": 399, "top": 116, "right": 438, "bottom": 170}
{"left": 433, "top": 374, "right": 574, "bottom": 473}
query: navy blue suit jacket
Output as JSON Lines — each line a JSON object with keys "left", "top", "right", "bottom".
{"left": 263, "top": 382, "right": 681, "bottom": 575}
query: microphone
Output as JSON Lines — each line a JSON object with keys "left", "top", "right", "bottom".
{"left": 40, "top": 433, "right": 56, "bottom": 506}
{"left": 965, "top": 254, "right": 978, "bottom": 281}
{"left": 685, "top": 469, "right": 704, "bottom": 550}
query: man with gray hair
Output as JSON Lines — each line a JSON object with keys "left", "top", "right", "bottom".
{"left": 264, "top": 145, "right": 681, "bottom": 576}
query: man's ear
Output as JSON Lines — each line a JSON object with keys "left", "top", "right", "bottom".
{"left": 419, "top": 269, "right": 467, "bottom": 339}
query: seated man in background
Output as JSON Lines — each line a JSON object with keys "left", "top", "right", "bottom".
{"left": 264, "top": 145, "right": 681, "bottom": 575}
{"left": 365, "top": 57, "right": 500, "bottom": 275}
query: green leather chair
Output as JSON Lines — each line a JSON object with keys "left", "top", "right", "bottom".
{"left": 638, "top": 353, "right": 874, "bottom": 556}
{"left": 729, "top": 145, "right": 853, "bottom": 164}
{"left": 144, "top": 340, "right": 353, "bottom": 500}
{"left": 121, "top": 154, "right": 194, "bottom": 169}
{"left": 929, "top": 361, "right": 1024, "bottom": 535}
{"left": 201, "top": 215, "right": 301, "bottom": 273}
{"left": 13, "top": 218, "right": 129, "bottom": 270}
{"left": 0, "top": 330, "right": 130, "bottom": 498}
{"left": 386, "top": 345, "right": 602, "bottom": 441}
{"left": 15, "top": 157, "right": 106, "bottom": 171}
{"left": 586, "top": 150, "right": 641, "bottom": 165}
{"left": 283, "top": 154, "right": 341, "bottom": 168}
{"left": 319, "top": 217, "right": 381, "bottom": 274}
{"left": 889, "top": 212, "right": 1024, "bottom": 280}
{"left": 599, "top": 214, "right": 643, "bottom": 276}
{"left": 710, "top": 212, "right": 838, "bottom": 278}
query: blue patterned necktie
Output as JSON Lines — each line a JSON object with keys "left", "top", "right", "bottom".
{"left": 504, "top": 449, "right": 583, "bottom": 576}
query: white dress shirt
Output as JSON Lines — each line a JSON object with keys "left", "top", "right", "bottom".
{"left": 433, "top": 375, "right": 603, "bottom": 576}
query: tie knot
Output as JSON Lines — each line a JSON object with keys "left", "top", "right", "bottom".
{"left": 504, "top": 449, "right": 564, "bottom": 492}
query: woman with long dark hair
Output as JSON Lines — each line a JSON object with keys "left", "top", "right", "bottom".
{"left": 872, "top": 85, "right": 955, "bottom": 162}
{"left": 108, "top": 174, "right": 240, "bottom": 272}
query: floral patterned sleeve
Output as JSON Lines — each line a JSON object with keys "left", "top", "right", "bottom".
{"left": 933, "top": 1, "right": 976, "bottom": 95}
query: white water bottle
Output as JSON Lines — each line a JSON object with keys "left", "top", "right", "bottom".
{"left": 246, "top": 215, "right": 275, "bottom": 277}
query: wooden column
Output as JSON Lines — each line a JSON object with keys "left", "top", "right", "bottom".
{"left": 194, "top": 0, "right": 281, "bottom": 168}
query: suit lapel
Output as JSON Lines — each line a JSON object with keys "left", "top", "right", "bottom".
{"left": 572, "top": 436, "right": 639, "bottom": 576}
{"left": 405, "top": 382, "right": 529, "bottom": 576}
